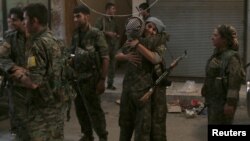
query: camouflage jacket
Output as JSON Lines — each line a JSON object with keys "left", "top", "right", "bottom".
{"left": 0, "top": 31, "right": 26, "bottom": 72}
{"left": 25, "top": 28, "right": 63, "bottom": 89}
{"left": 119, "top": 34, "right": 166, "bottom": 91}
{"left": 95, "top": 16, "right": 119, "bottom": 45}
{"left": 70, "top": 26, "right": 109, "bottom": 77}
{"left": 0, "top": 30, "right": 26, "bottom": 73}
{"left": 203, "top": 49, "right": 245, "bottom": 105}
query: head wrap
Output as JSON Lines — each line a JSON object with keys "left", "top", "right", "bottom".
{"left": 146, "top": 17, "right": 166, "bottom": 33}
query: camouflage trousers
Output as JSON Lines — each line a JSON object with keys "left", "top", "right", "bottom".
{"left": 119, "top": 86, "right": 167, "bottom": 141}
{"left": 207, "top": 99, "right": 237, "bottom": 125}
{"left": 8, "top": 86, "right": 29, "bottom": 137}
{"left": 107, "top": 43, "right": 117, "bottom": 86}
{"left": 11, "top": 86, "right": 65, "bottom": 141}
{"left": 74, "top": 76, "right": 108, "bottom": 141}
{"left": 151, "top": 86, "right": 167, "bottom": 141}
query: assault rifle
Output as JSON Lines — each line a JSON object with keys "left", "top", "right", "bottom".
{"left": 140, "top": 50, "right": 188, "bottom": 103}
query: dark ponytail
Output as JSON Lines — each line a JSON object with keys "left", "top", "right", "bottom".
{"left": 217, "top": 24, "right": 239, "bottom": 51}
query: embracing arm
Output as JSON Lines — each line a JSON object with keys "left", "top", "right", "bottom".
{"left": 136, "top": 42, "right": 162, "bottom": 64}
{"left": 125, "top": 39, "right": 162, "bottom": 64}
{"left": 116, "top": 51, "right": 141, "bottom": 66}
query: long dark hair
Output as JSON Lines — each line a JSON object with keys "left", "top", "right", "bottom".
{"left": 216, "top": 24, "right": 239, "bottom": 51}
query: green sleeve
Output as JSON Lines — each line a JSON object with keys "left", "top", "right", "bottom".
{"left": 226, "top": 56, "right": 245, "bottom": 105}
{"left": 96, "top": 31, "right": 108, "bottom": 57}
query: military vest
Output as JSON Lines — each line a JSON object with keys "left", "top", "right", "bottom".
{"left": 71, "top": 27, "right": 102, "bottom": 74}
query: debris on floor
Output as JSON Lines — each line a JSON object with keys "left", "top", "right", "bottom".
{"left": 178, "top": 80, "right": 198, "bottom": 93}
{"left": 167, "top": 98, "right": 207, "bottom": 118}
{"left": 183, "top": 99, "right": 207, "bottom": 118}
{"left": 167, "top": 99, "right": 182, "bottom": 113}
{"left": 185, "top": 109, "right": 197, "bottom": 118}
{"left": 168, "top": 104, "right": 182, "bottom": 113}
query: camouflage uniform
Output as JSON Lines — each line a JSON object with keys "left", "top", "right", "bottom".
{"left": 0, "top": 30, "right": 26, "bottom": 135}
{"left": 118, "top": 35, "right": 167, "bottom": 141}
{"left": 26, "top": 28, "right": 66, "bottom": 140}
{"left": 150, "top": 33, "right": 169, "bottom": 141}
{"left": 70, "top": 26, "right": 109, "bottom": 141}
{"left": 95, "top": 16, "right": 119, "bottom": 87}
{"left": 0, "top": 28, "right": 65, "bottom": 140}
{"left": 202, "top": 48, "right": 245, "bottom": 124}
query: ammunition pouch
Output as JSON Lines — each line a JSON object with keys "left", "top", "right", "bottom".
{"left": 73, "top": 50, "right": 101, "bottom": 74}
